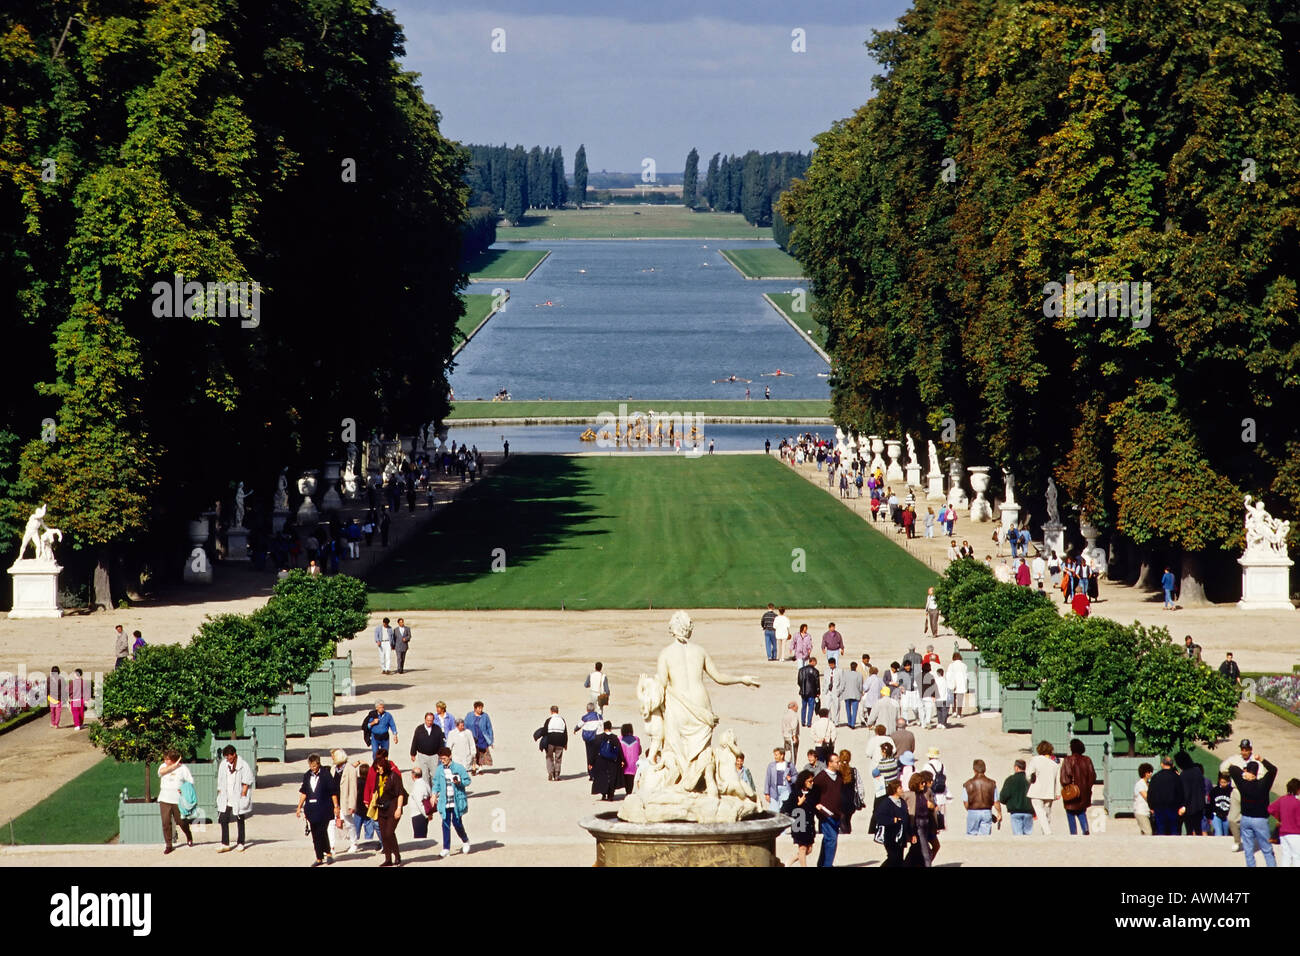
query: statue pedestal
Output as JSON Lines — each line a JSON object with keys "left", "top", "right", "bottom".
{"left": 927, "top": 473, "right": 946, "bottom": 501}
{"left": 1000, "top": 503, "right": 1021, "bottom": 533}
{"left": 271, "top": 508, "right": 290, "bottom": 533}
{"left": 225, "top": 527, "right": 250, "bottom": 562}
{"left": 579, "top": 812, "right": 791, "bottom": 867}
{"left": 8, "top": 561, "right": 62, "bottom": 618}
{"left": 1042, "top": 521, "right": 1066, "bottom": 560}
{"left": 1237, "top": 554, "right": 1295, "bottom": 611}
{"left": 905, "top": 463, "right": 922, "bottom": 490}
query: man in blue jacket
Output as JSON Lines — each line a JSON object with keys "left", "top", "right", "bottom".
{"left": 365, "top": 701, "right": 398, "bottom": 761}
{"left": 465, "top": 701, "right": 494, "bottom": 775}
{"left": 575, "top": 703, "right": 602, "bottom": 780}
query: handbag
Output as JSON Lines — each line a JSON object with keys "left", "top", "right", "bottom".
{"left": 421, "top": 796, "right": 435, "bottom": 817}
{"left": 873, "top": 825, "right": 886, "bottom": 845}
{"left": 1061, "top": 783, "right": 1081, "bottom": 803}
{"left": 366, "top": 791, "right": 380, "bottom": 820}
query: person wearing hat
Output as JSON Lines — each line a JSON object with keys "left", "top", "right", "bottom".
{"left": 1228, "top": 755, "right": 1278, "bottom": 867}
{"left": 867, "top": 684, "right": 899, "bottom": 731}
{"left": 328, "top": 749, "right": 356, "bottom": 856}
{"left": 897, "top": 750, "right": 917, "bottom": 791}
{"left": 1219, "top": 739, "right": 1258, "bottom": 850}
{"left": 923, "top": 746, "right": 949, "bottom": 828}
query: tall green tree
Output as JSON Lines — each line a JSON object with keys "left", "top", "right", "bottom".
{"left": 703, "top": 152, "right": 720, "bottom": 209}
{"left": 505, "top": 146, "right": 527, "bottom": 224}
{"left": 573, "top": 144, "right": 588, "bottom": 206}
{"left": 682, "top": 147, "right": 699, "bottom": 208}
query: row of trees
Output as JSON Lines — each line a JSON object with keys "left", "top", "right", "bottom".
{"left": 464, "top": 143, "right": 582, "bottom": 221}
{"left": 692, "top": 149, "right": 812, "bottom": 226}
{"left": 88, "top": 572, "right": 368, "bottom": 798}
{"left": 0, "top": 2, "right": 471, "bottom": 608}
{"left": 935, "top": 560, "right": 1238, "bottom": 756}
{"left": 781, "top": 0, "right": 1300, "bottom": 601}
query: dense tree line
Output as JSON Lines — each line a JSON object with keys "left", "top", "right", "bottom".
{"left": 782, "top": 0, "right": 1300, "bottom": 601}
{"left": 697, "top": 149, "right": 811, "bottom": 225}
{"left": 465, "top": 142, "right": 569, "bottom": 219}
{"left": 0, "top": 1, "right": 470, "bottom": 608}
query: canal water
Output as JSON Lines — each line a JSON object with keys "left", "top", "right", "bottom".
{"left": 449, "top": 239, "right": 830, "bottom": 402}
{"left": 442, "top": 422, "right": 835, "bottom": 455}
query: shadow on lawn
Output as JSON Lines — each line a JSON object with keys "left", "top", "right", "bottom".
{"left": 368, "top": 456, "right": 605, "bottom": 596}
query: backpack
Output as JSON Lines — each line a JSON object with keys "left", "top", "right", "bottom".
{"left": 598, "top": 736, "right": 620, "bottom": 762}
{"left": 362, "top": 710, "right": 378, "bottom": 747}
{"left": 930, "top": 761, "right": 947, "bottom": 795}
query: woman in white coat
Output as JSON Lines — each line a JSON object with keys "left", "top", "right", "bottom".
{"left": 946, "top": 653, "right": 969, "bottom": 719}
{"left": 1026, "top": 740, "right": 1061, "bottom": 835}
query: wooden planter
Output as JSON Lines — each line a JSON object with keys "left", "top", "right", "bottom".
{"left": 1104, "top": 746, "right": 1157, "bottom": 816}
{"left": 329, "top": 651, "right": 353, "bottom": 697}
{"left": 307, "top": 669, "right": 335, "bottom": 717}
{"left": 118, "top": 791, "right": 164, "bottom": 845}
{"left": 240, "top": 710, "right": 287, "bottom": 761}
{"left": 190, "top": 760, "right": 219, "bottom": 824}
{"left": 977, "top": 661, "right": 1001, "bottom": 712}
{"left": 999, "top": 687, "right": 1038, "bottom": 733}
{"left": 275, "top": 692, "right": 311, "bottom": 737}
{"left": 1030, "top": 706, "right": 1074, "bottom": 754}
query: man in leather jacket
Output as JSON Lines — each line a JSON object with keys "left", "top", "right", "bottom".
{"left": 797, "top": 657, "right": 821, "bottom": 728}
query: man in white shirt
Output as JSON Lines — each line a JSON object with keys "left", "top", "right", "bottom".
{"left": 373, "top": 617, "right": 394, "bottom": 674}
{"left": 584, "top": 662, "right": 610, "bottom": 715}
{"left": 933, "top": 668, "right": 951, "bottom": 728}
{"left": 773, "top": 607, "right": 792, "bottom": 661}
{"left": 824, "top": 658, "right": 844, "bottom": 724}
{"left": 1031, "top": 553, "right": 1047, "bottom": 587}
{"left": 947, "top": 653, "right": 970, "bottom": 719}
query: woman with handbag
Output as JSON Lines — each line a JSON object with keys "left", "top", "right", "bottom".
{"left": 871, "top": 779, "right": 912, "bottom": 867}
{"left": 1059, "top": 739, "right": 1097, "bottom": 835}
{"left": 408, "top": 765, "right": 433, "bottom": 840}
{"left": 838, "top": 750, "right": 865, "bottom": 834}
{"left": 157, "top": 748, "right": 194, "bottom": 854}
{"left": 370, "top": 757, "right": 406, "bottom": 866}
{"left": 903, "top": 771, "right": 939, "bottom": 867}
{"left": 780, "top": 770, "right": 818, "bottom": 866}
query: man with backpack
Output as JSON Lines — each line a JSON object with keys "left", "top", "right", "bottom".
{"left": 362, "top": 700, "right": 398, "bottom": 761}
{"left": 533, "top": 705, "right": 568, "bottom": 781}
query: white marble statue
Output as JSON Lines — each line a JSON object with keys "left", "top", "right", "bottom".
{"left": 232, "top": 482, "right": 251, "bottom": 528}
{"left": 906, "top": 433, "right": 917, "bottom": 466}
{"left": 17, "top": 505, "right": 62, "bottom": 564}
{"left": 1244, "top": 495, "right": 1291, "bottom": 557}
{"left": 927, "top": 440, "right": 941, "bottom": 477}
{"left": 619, "top": 611, "right": 761, "bottom": 824}
{"left": 1002, "top": 467, "right": 1016, "bottom": 506}
{"left": 1045, "top": 477, "right": 1060, "bottom": 524}
{"left": 273, "top": 469, "right": 289, "bottom": 511}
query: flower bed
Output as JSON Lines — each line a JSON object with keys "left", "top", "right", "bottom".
{"left": 0, "top": 675, "right": 47, "bottom": 733}
{"left": 1255, "top": 675, "right": 1300, "bottom": 725}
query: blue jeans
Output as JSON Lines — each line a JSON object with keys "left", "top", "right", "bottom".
{"left": 1212, "top": 816, "right": 1230, "bottom": 836}
{"left": 441, "top": 809, "right": 469, "bottom": 848}
{"left": 844, "top": 700, "right": 859, "bottom": 727}
{"left": 1066, "top": 810, "right": 1090, "bottom": 834}
{"left": 800, "top": 696, "right": 816, "bottom": 727}
{"left": 763, "top": 629, "right": 776, "bottom": 661}
{"left": 351, "top": 813, "right": 377, "bottom": 842}
{"left": 1010, "top": 812, "right": 1034, "bottom": 835}
{"left": 1240, "top": 817, "right": 1276, "bottom": 867}
{"left": 1153, "top": 807, "right": 1180, "bottom": 835}
{"left": 816, "top": 817, "right": 840, "bottom": 866}
{"left": 966, "top": 809, "right": 992, "bottom": 835}
{"left": 825, "top": 650, "right": 840, "bottom": 666}
{"left": 1163, "top": 588, "right": 1173, "bottom": 608}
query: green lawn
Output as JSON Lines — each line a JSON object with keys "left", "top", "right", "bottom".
{"left": 765, "top": 291, "right": 826, "bottom": 348}
{"left": 719, "top": 247, "right": 805, "bottom": 279}
{"left": 457, "top": 293, "right": 501, "bottom": 342}
{"left": 367, "top": 455, "right": 939, "bottom": 609}
{"left": 496, "top": 206, "right": 771, "bottom": 240}
{"left": 466, "top": 248, "right": 549, "bottom": 280}
{"left": 446, "top": 399, "right": 831, "bottom": 420}
{"left": 4, "top": 758, "right": 149, "bottom": 844}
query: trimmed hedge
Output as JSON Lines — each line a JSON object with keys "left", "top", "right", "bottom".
{"left": 982, "top": 606, "right": 1060, "bottom": 687}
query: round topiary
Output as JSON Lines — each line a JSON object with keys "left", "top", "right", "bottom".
{"left": 980, "top": 606, "right": 1061, "bottom": 687}
{"left": 934, "top": 558, "right": 995, "bottom": 622}
{"left": 960, "top": 583, "right": 1052, "bottom": 653}
{"left": 943, "top": 568, "right": 1002, "bottom": 638}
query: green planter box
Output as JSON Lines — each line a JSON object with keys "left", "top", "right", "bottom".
{"left": 999, "top": 687, "right": 1038, "bottom": 733}
{"left": 1030, "top": 706, "right": 1074, "bottom": 754}
{"left": 1069, "top": 719, "right": 1113, "bottom": 783}
{"left": 240, "top": 710, "right": 287, "bottom": 762}
{"left": 977, "top": 661, "right": 1001, "bottom": 712}
{"left": 118, "top": 791, "right": 164, "bottom": 845}
{"left": 276, "top": 692, "right": 311, "bottom": 737}
{"left": 307, "top": 669, "right": 335, "bottom": 717}
{"left": 1104, "top": 747, "right": 1157, "bottom": 816}
{"left": 210, "top": 731, "right": 258, "bottom": 782}
{"left": 190, "top": 759, "right": 218, "bottom": 824}
{"left": 329, "top": 651, "right": 353, "bottom": 697}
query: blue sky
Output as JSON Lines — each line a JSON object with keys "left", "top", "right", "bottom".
{"left": 384, "top": 0, "right": 912, "bottom": 172}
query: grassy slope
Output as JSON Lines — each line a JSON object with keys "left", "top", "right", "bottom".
{"left": 445, "top": 399, "right": 831, "bottom": 420}
{"left": 367, "top": 455, "right": 939, "bottom": 610}
{"left": 466, "top": 248, "right": 549, "bottom": 280}
{"left": 719, "top": 247, "right": 805, "bottom": 278}
{"left": 496, "top": 206, "right": 771, "bottom": 240}
{"left": 4, "top": 758, "right": 148, "bottom": 844}
{"left": 766, "top": 292, "right": 826, "bottom": 348}
{"left": 457, "top": 294, "right": 499, "bottom": 341}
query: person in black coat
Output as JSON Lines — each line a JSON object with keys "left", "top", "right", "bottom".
{"left": 871, "top": 779, "right": 913, "bottom": 867}
{"left": 1174, "top": 751, "right": 1205, "bottom": 836}
{"left": 295, "top": 754, "right": 341, "bottom": 866}
{"left": 590, "top": 721, "right": 626, "bottom": 801}
{"left": 1146, "top": 756, "right": 1183, "bottom": 835}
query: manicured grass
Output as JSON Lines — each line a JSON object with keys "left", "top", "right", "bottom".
{"left": 766, "top": 292, "right": 826, "bottom": 348}
{"left": 4, "top": 758, "right": 149, "bottom": 844}
{"left": 466, "top": 248, "right": 549, "bottom": 280}
{"left": 367, "top": 455, "right": 939, "bottom": 610}
{"left": 457, "top": 293, "right": 501, "bottom": 342}
{"left": 495, "top": 206, "right": 771, "bottom": 240}
{"left": 719, "top": 247, "right": 804, "bottom": 279}
{"left": 445, "top": 399, "right": 831, "bottom": 420}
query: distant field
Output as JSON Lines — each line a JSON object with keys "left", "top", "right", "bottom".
{"left": 367, "top": 456, "right": 939, "bottom": 610}
{"left": 496, "top": 205, "right": 771, "bottom": 240}
{"left": 446, "top": 399, "right": 831, "bottom": 421}
{"left": 457, "top": 293, "right": 501, "bottom": 343}
{"left": 467, "top": 248, "right": 549, "bottom": 280}
{"left": 765, "top": 291, "right": 826, "bottom": 348}
{"left": 719, "top": 247, "right": 805, "bottom": 279}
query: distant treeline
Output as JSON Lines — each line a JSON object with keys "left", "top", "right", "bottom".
{"left": 684, "top": 149, "right": 812, "bottom": 228}
{"left": 464, "top": 143, "right": 586, "bottom": 222}
{"left": 460, "top": 206, "right": 498, "bottom": 261}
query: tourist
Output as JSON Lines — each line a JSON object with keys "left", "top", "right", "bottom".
{"left": 802, "top": 747, "right": 824, "bottom": 777}
{"left": 792, "top": 623, "right": 812, "bottom": 668}
{"left": 760, "top": 602, "right": 778, "bottom": 662}
{"left": 157, "top": 748, "right": 195, "bottom": 854}
{"left": 840, "top": 662, "right": 864, "bottom": 728}
{"left": 867, "top": 685, "right": 899, "bottom": 731}
{"left": 782, "top": 770, "right": 818, "bottom": 866}
{"left": 373, "top": 616, "right": 394, "bottom": 674}
{"left": 871, "top": 741, "right": 899, "bottom": 806}
{"left": 872, "top": 780, "right": 912, "bottom": 867}
{"left": 1031, "top": 552, "right": 1046, "bottom": 587}
{"left": 810, "top": 707, "right": 837, "bottom": 765}
{"left": 923, "top": 586, "right": 940, "bottom": 637}
{"left": 958, "top": 539, "right": 973, "bottom": 558}
{"left": 1218, "top": 652, "right": 1241, "bottom": 685}
{"left": 392, "top": 618, "right": 412, "bottom": 674}
{"left": 465, "top": 701, "right": 494, "bottom": 774}
{"left": 536, "top": 706, "right": 568, "bottom": 781}
{"left": 1219, "top": 739, "right": 1258, "bottom": 849}
{"left": 407, "top": 766, "right": 433, "bottom": 840}
{"left": 346, "top": 519, "right": 361, "bottom": 558}
{"left": 67, "top": 668, "right": 87, "bottom": 731}
{"left": 1161, "top": 566, "right": 1176, "bottom": 609}
{"left": 409, "top": 711, "right": 446, "bottom": 784}
{"left": 447, "top": 718, "right": 475, "bottom": 772}
{"left": 1147, "top": 756, "right": 1183, "bottom": 835}
{"left": 1027, "top": 741, "right": 1060, "bottom": 835}
{"left": 1132, "top": 763, "right": 1154, "bottom": 835}
{"left": 618, "top": 723, "right": 641, "bottom": 794}
{"left": 1228, "top": 756, "right": 1278, "bottom": 867}
{"left": 1209, "top": 772, "right": 1232, "bottom": 837}
{"left": 904, "top": 771, "right": 939, "bottom": 866}
{"left": 371, "top": 756, "right": 406, "bottom": 866}
{"left": 947, "top": 653, "right": 969, "bottom": 719}
{"left": 1060, "top": 739, "right": 1098, "bottom": 835}
{"left": 585, "top": 662, "right": 610, "bottom": 714}
{"left": 433, "top": 701, "right": 455, "bottom": 737}
{"left": 47, "top": 666, "right": 65, "bottom": 728}
{"left": 962, "top": 760, "right": 998, "bottom": 835}
{"left": 363, "top": 700, "right": 398, "bottom": 761}
{"left": 998, "top": 759, "right": 1034, "bottom": 835}
{"left": 891, "top": 717, "right": 916, "bottom": 761}
{"left": 765, "top": 747, "right": 792, "bottom": 812}
{"left": 821, "top": 622, "right": 845, "bottom": 665}
{"left": 812, "top": 751, "right": 845, "bottom": 867}
{"left": 1174, "top": 751, "right": 1206, "bottom": 835}
{"left": 944, "top": 507, "right": 956, "bottom": 537}
{"left": 216, "top": 744, "right": 253, "bottom": 852}
{"left": 575, "top": 703, "right": 602, "bottom": 778}
{"left": 898, "top": 660, "right": 920, "bottom": 724}
{"left": 1015, "top": 558, "right": 1031, "bottom": 587}
{"left": 897, "top": 750, "right": 917, "bottom": 791}
{"left": 130, "top": 630, "right": 146, "bottom": 659}
{"left": 1070, "top": 588, "right": 1091, "bottom": 617}
{"left": 1267, "top": 778, "right": 1300, "bottom": 867}
{"left": 824, "top": 658, "right": 843, "bottom": 723}
{"left": 307, "top": 559, "right": 321, "bottom": 576}
{"left": 797, "top": 656, "right": 821, "bottom": 727}
{"left": 839, "top": 470, "right": 849, "bottom": 498}
{"left": 922, "top": 746, "right": 949, "bottom": 829}
{"left": 295, "top": 754, "right": 341, "bottom": 866}
{"left": 781, "top": 702, "right": 800, "bottom": 765}
{"left": 774, "top": 606, "right": 792, "bottom": 661}
{"left": 861, "top": 666, "right": 883, "bottom": 725}
{"left": 838, "top": 750, "right": 865, "bottom": 834}
{"left": 918, "top": 663, "right": 938, "bottom": 729}
{"left": 590, "top": 721, "right": 624, "bottom": 800}
{"left": 113, "top": 624, "right": 129, "bottom": 668}
{"left": 432, "top": 747, "right": 471, "bottom": 856}
{"left": 924, "top": 507, "right": 936, "bottom": 538}
{"left": 934, "top": 667, "right": 951, "bottom": 728}
{"left": 328, "top": 750, "right": 355, "bottom": 855}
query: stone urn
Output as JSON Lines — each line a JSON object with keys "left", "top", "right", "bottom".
{"left": 885, "top": 439, "right": 904, "bottom": 481}
{"left": 968, "top": 466, "right": 993, "bottom": 522}
{"left": 183, "top": 516, "right": 214, "bottom": 585}
{"left": 947, "top": 458, "right": 968, "bottom": 508}
{"left": 320, "top": 461, "right": 343, "bottom": 512}
{"left": 296, "top": 470, "right": 320, "bottom": 526}
{"left": 869, "top": 435, "right": 886, "bottom": 475}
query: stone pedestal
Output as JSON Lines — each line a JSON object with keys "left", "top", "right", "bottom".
{"left": 1237, "top": 555, "right": 1295, "bottom": 611}
{"left": 885, "top": 439, "right": 904, "bottom": 482}
{"left": 225, "top": 527, "right": 250, "bottom": 562}
{"left": 320, "top": 461, "right": 343, "bottom": 512}
{"left": 926, "top": 470, "right": 945, "bottom": 500}
{"left": 1000, "top": 502, "right": 1021, "bottom": 534}
{"left": 968, "top": 466, "right": 992, "bottom": 522}
{"left": 271, "top": 508, "right": 290, "bottom": 533}
{"left": 1042, "top": 521, "right": 1066, "bottom": 560}
{"left": 946, "top": 458, "right": 967, "bottom": 509}
{"left": 579, "top": 812, "right": 791, "bottom": 867}
{"left": 905, "top": 463, "right": 922, "bottom": 490}
{"left": 296, "top": 471, "right": 319, "bottom": 527}
{"left": 184, "top": 517, "right": 214, "bottom": 585}
{"left": 868, "top": 436, "right": 885, "bottom": 476}
{"left": 8, "top": 561, "right": 62, "bottom": 618}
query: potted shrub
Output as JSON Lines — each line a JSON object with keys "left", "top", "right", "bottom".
{"left": 981, "top": 606, "right": 1060, "bottom": 734}
{"left": 960, "top": 584, "right": 1051, "bottom": 714}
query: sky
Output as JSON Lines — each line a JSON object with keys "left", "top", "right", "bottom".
{"left": 384, "top": 0, "right": 913, "bottom": 173}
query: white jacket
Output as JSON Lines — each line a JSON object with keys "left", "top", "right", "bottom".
{"left": 947, "top": 660, "right": 969, "bottom": 695}
{"left": 448, "top": 728, "right": 475, "bottom": 767}
{"left": 217, "top": 756, "right": 254, "bottom": 815}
